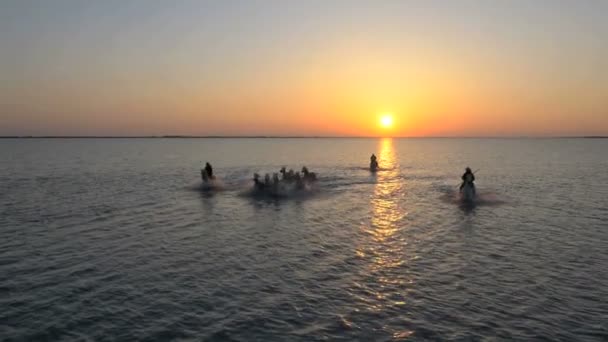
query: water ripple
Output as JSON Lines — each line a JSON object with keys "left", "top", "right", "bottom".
{"left": 1, "top": 138, "right": 608, "bottom": 341}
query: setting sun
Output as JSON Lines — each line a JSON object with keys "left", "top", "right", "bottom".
{"left": 380, "top": 114, "right": 394, "bottom": 129}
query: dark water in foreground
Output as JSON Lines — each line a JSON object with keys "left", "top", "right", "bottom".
{"left": 1, "top": 138, "right": 607, "bottom": 341}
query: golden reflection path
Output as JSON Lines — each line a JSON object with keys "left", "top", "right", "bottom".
{"left": 355, "top": 138, "right": 414, "bottom": 339}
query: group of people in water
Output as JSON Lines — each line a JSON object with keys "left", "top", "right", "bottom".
{"left": 202, "top": 157, "right": 476, "bottom": 199}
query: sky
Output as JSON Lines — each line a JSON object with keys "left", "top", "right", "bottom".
{"left": 1, "top": 0, "right": 607, "bottom": 137}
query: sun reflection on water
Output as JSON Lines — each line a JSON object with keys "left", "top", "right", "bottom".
{"left": 370, "top": 138, "right": 405, "bottom": 244}
{"left": 354, "top": 138, "right": 413, "bottom": 324}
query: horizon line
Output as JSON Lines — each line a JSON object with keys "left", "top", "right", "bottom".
{"left": 1, "top": 135, "right": 607, "bottom": 139}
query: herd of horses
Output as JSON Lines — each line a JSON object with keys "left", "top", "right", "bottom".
{"left": 200, "top": 159, "right": 477, "bottom": 202}
{"left": 200, "top": 163, "right": 319, "bottom": 196}
{"left": 252, "top": 166, "right": 317, "bottom": 193}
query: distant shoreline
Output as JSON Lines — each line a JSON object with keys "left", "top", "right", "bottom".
{"left": 0, "top": 136, "right": 606, "bottom": 139}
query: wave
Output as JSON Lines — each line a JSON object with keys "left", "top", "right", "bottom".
{"left": 438, "top": 184, "right": 507, "bottom": 208}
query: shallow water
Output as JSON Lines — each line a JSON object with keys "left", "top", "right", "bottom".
{"left": 1, "top": 138, "right": 607, "bottom": 341}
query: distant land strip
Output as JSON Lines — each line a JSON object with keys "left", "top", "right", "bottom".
{"left": 0, "top": 135, "right": 606, "bottom": 139}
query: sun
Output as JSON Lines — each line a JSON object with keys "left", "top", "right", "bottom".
{"left": 379, "top": 114, "right": 394, "bottom": 128}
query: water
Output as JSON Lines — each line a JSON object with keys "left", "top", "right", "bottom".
{"left": 1, "top": 138, "right": 607, "bottom": 341}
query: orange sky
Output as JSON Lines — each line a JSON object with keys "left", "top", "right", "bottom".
{"left": 1, "top": 1, "right": 607, "bottom": 136}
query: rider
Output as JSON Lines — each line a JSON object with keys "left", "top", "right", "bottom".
{"left": 460, "top": 167, "right": 475, "bottom": 191}
{"left": 204, "top": 162, "right": 214, "bottom": 179}
{"left": 370, "top": 154, "right": 378, "bottom": 170}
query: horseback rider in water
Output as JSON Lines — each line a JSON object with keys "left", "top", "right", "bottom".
{"left": 460, "top": 167, "right": 475, "bottom": 191}
{"left": 204, "top": 162, "right": 214, "bottom": 179}
{"left": 370, "top": 154, "right": 379, "bottom": 171}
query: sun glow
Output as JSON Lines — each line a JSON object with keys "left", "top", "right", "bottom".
{"left": 380, "top": 114, "right": 394, "bottom": 129}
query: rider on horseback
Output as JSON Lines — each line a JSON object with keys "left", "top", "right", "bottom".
{"left": 460, "top": 167, "right": 475, "bottom": 191}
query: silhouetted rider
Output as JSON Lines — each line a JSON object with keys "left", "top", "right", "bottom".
{"left": 460, "top": 167, "right": 475, "bottom": 190}
{"left": 204, "top": 162, "right": 213, "bottom": 179}
{"left": 370, "top": 154, "right": 378, "bottom": 170}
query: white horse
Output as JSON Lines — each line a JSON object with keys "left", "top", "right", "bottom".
{"left": 460, "top": 182, "right": 476, "bottom": 202}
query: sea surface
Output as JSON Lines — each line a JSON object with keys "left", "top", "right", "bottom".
{"left": 1, "top": 138, "right": 607, "bottom": 341}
